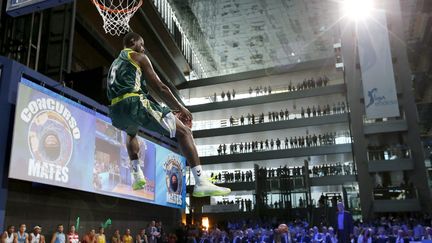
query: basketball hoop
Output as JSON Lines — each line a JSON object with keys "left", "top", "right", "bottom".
{"left": 91, "top": 0, "right": 143, "bottom": 36}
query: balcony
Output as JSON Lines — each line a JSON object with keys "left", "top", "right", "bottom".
{"left": 368, "top": 158, "right": 413, "bottom": 172}
{"left": 199, "top": 144, "right": 352, "bottom": 165}
{"left": 373, "top": 199, "right": 421, "bottom": 212}
{"left": 309, "top": 175, "right": 357, "bottom": 186}
{"left": 364, "top": 120, "right": 408, "bottom": 135}
{"left": 187, "top": 84, "right": 346, "bottom": 113}
{"left": 186, "top": 181, "right": 254, "bottom": 193}
{"left": 193, "top": 113, "right": 349, "bottom": 138}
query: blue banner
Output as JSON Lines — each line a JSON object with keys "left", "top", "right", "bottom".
{"left": 9, "top": 79, "right": 186, "bottom": 209}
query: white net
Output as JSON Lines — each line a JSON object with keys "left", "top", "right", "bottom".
{"left": 92, "top": 0, "right": 143, "bottom": 36}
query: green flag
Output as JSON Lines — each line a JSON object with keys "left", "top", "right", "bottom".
{"left": 75, "top": 217, "right": 80, "bottom": 230}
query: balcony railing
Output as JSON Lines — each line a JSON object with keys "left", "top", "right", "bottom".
{"left": 151, "top": 0, "right": 205, "bottom": 80}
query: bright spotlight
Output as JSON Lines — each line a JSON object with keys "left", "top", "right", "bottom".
{"left": 343, "top": 0, "right": 373, "bottom": 21}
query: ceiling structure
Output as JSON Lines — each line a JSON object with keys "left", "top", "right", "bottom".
{"left": 170, "top": 0, "right": 341, "bottom": 78}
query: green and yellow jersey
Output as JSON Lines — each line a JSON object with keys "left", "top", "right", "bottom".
{"left": 107, "top": 48, "right": 147, "bottom": 101}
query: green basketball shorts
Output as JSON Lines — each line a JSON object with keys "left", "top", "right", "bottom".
{"left": 109, "top": 94, "right": 176, "bottom": 137}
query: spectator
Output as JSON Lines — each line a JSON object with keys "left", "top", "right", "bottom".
{"left": 358, "top": 228, "right": 372, "bottom": 243}
{"left": 67, "top": 226, "right": 79, "bottom": 243}
{"left": 2, "top": 225, "right": 17, "bottom": 243}
{"left": 122, "top": 230, "right": 133, "bottom": 243}
{"left": 96, "top": 228, "right": 105, "bottom": 243}
{"left": 229, "top": 116, "right": 234, "bottom": 126}
{"left": 82, "top": 230, "right": 96, "bottom": 243}
{"left": 136, "top": 229, "right": 148, "bottom": 243}
{"left": 336, "top": 202, "right": 353, "bottom": 243}
{"left": 167, "top": 234, "right": 176, "bottom": 243}
{"left": 29, "top": 226, "right": 44, "bottom": 243}
{"left": 17, "top": 224, "right": 28, "bottom": 243}
{"left": 147, "top": 222, "right": 159, "bottom": 243}
{"left": 111, "top": 230, "right": 122, "bottom": 243}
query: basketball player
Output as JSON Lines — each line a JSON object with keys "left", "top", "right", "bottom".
{"left": 1, "top": 225, "right": 17, "bottom": 243}
{"left": 29, "top": 226, "right": 45, "bottom": 243}
{"left": 107, "top": 32, "right": 230, "bottom": 197}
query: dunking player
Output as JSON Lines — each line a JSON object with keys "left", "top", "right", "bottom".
{"left": 107, "top": 32, "right": 231, "bottom": 197}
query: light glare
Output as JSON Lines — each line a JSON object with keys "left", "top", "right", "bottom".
{"left": 343, "top": 0, "right": 373, "bottom": 21}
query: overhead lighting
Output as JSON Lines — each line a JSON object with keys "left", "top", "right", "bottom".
{"left": 291, "top": 52, "right": 295, "bottom": 56}
{"left": 342, "top": 0, "right": 373, "bottom": 21}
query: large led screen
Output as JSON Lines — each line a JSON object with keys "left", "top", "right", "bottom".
{"left": 9, "top": 78, "right": 186, "bottom": 208}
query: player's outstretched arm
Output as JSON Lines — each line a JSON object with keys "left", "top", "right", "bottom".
{"left": 130, "top": 52, "right": 192, "bottom": 121}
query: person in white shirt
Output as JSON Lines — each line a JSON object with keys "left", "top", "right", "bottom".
{"left": 29, "top": 226, "right": 44, "bottom": 243}
{"left": 1, "top": 225, "right": 17, "bottom": 243}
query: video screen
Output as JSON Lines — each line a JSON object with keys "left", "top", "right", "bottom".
{"left": 9, "top": 78, "right": 186, "bottom": 208}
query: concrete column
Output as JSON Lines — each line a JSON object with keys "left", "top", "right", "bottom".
{"left": 384, "top": 0, "right": 432, "bottom": 212}
{"left": 340, "top": 18, "right": 375, "bottom": 220}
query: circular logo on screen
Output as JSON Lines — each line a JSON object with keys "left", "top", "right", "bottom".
{"left": 164, "top": 156, "right": 183, "bottom": 195}
{"left": 27, "top": 111, "right": 74, "bottom": 167}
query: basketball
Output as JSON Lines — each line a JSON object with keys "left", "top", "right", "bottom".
{"left": 278, "top": 224, "right": 289, "bottom": 233}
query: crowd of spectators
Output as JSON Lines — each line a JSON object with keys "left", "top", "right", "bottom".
{"left": 205, "top": 162, "right": 355, "bottom": 187}
{"left": 216, "top": 132, "right": 344, "bottom": 155}
{"left": 248, "top": 85, "right": 273, "bottom": 96}
{"left": 216, "top": 89, "right": 237, "bottom": 102}
{"left": 5, "top": 214, "right": 432, "bottom": 243}
{"left": 1, "top": 221, "right": 173, "bottom": 243}
{"left": 173, "top": 214, "right": 432, "bottom": 243}
{"left": 227, "top": 101, "right": 347, "bottom": 127}
{"left": 310, "top": 163, "right": 355, "bottom": 177}
{"left": 257, "top": 166, "right": 306, "bottom": 178}
{"left": 317, "top": 193, "right": 343, "bottom": 208}
{"left": 210, "top": 170, "right": 254, "bottom": 184}
{"left": 209, "top": 76, "right": 332, "bottom": 104}
{"left": 216, "top": 198, "right": 254, "bottom": 212}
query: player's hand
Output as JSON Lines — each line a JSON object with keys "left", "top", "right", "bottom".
{"left": 178, "top": 106, "right": 193, "bottom": 121}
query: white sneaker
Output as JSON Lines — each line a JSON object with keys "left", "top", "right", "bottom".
{"left": 193, "top": 179, "right": 231, "bottom": 197}
{"left": 131, "top": 161, "right": 146, "bottom": 190}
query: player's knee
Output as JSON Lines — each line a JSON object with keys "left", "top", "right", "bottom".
{"left": 176, "top": 123, "right": 192, "bottom": 139}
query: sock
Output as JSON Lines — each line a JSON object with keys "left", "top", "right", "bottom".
{"left": 131, "top": 159, "right": 139, "bottom": 173}
{"left": 191, "top": 165, "right": 204, "bottom": 185}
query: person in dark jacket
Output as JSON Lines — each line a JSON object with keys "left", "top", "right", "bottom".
{"left": 336, "top": 202, "right": 353, "bottom": 243}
